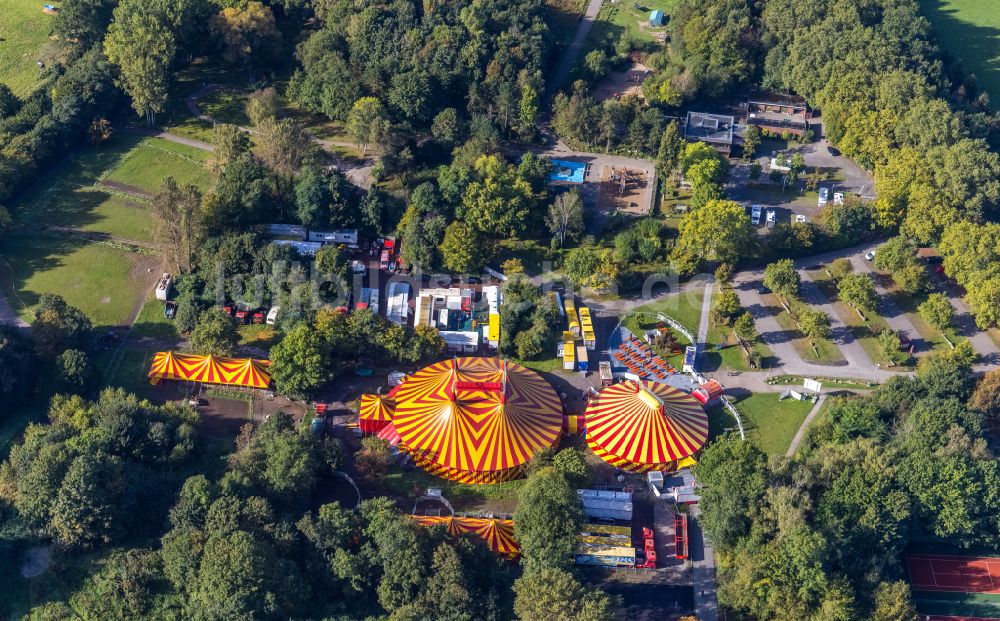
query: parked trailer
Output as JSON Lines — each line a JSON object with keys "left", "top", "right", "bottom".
{"left": 578, "top": 306, "right": 596, "bottom": 349}
{"left": 675, "top": 514, "right": 689, "bottom": 560}
{"left": 599, "top": 361, "right": 613, "bottom": 386}
{"left": 155, "top": 273, "right": 172, "bottom": 301}
{"left": 581, "top": 523, "right": 632, "bottom": 537}
{"left": 307, "top": 228, "right": 359, "bottom": 247}
{"left": 580, "top": 498, "right": 633, "bottom": 521}
{"left": 564, "top": 298, "right": 580, "bottom": 336}
{"left": 574, "top": 546, "right": 636, "bottom": 567}
{"left": 577, "top": 345, "right": 588, "bottom": 373}
{"left": 563, "top": 331, "right": 576, "bottom": 370}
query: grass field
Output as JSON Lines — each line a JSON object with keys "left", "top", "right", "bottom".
{"left": 731, "top": 393, "right": 815, "bottom": 455}
{"left": 632, "top": 288, "right": 704, "bottom": 336}
{"left": 1, "top": 133, "right": 212, "bottom": 327}
{"left": 0, "top": 236, "right": 154, "bottom": 326}
{"left": 920, "top": 0, "right": 1000, "bottom": 107}
{"left": 0, "top": 0, "right": 54, "bottom": 96}
{"left": 103, "top": 138, "right": 211, "bottom": 194}
{"left": 11, "top": 133, "right": 210, "bottom": 242}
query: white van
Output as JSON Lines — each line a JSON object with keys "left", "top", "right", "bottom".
{"left": 818, "top": 187, "right": 830, "bottom": 206}
{"left": 751, "top": 204, "right": 762, "bottom": 225}
{"left": 265, "top": 306, "right": 280, "bottom": 326}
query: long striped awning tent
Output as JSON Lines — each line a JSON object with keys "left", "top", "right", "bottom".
{"left": 390, "top": 357, "right": 564, "bottom": 481}
{"left": 411, "top": 515, "right": 520, "bottom": 558}
{"left": 584, "top": 379, "right": 707, "bottom": 472}
{"left": 148, "top": 352, "right": 272, "bottom": 389}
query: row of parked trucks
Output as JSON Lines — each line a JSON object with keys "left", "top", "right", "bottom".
{"left": 559, "top": 294, "right": 597, "bottom": 372}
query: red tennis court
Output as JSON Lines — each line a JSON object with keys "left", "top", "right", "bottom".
{"left": 906, "top": 553, "right": 1000, "bottom": 594}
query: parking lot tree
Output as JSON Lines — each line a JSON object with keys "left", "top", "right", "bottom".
{"left": 828, "top": 258, "right": 852, "bottom": 280}
{"left": 763, "top": 259, "right": 800, "bottom": 299}
{"left": 513, "top": 568, "right": 616, "bottom": 621}
{"left": 873, "top": 236, "right": 917, "bottom": 273}
{"left": 713, "top": 290, "right": 742, "bottom": 326}
{"left": 964, "top": 276, "right": 1000, "bottom": 329}
{"left": 918, "top": 293, "right": 954, "bottom": 333}
{"left": 892, "top": 263, "right": 929, "bottom": 295}
{"left": 741, "top": 125, "right": 761, "bottom": 161}
{"left": 33, "top": 294, "right": 93, "bottom": 357}
{"left": 734, "top": 312, "right": 758, "bottom": 343}
{"left": 671, "top": 200, "right": 753, "bottom": 274}
{"left": 838, "top": 273, "right": 878, "bottom": 312}
{"left": 798, "top": 308, "right": 831, "bottom": 340}
{"left": 189, "top": 310, "right": 239, "bottom": 357}
{"left": 546, "top": 189, "right": 584, "bottom": 248}
{"left": 878, "top": 330, "right": 907, "bottom": 366}
{"left": 514, "top": 467, "right": 584, "bottom": 574}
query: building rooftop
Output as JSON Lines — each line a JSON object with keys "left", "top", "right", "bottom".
{"left": 684, "top": 111, "right": 735, "bottom": 146}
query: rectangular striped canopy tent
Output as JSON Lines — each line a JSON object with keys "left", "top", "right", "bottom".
{"left": 148, "top": 352, "right": 272, "bottom": 389}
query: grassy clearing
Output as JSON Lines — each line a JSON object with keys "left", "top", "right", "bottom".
{"left": 731, "top": 392, "right": 814, "bottom": 456}
{"left": 707, "top": 405, "right": 739, "bottom": 442}
{"left": 373, "top": 468, "right": 524, "bottom": 512}
{"left": 632, "top": 288, "right": 704, "bottom": 336}
{"left": 11, "top": 134, "right": 209, "bottom": 242}
{"left": 0, "top": 0, "right": 54, "bottom": 96}
{"left": 763, "top": 292, "right": 846, "bottom": 365}
{"left": 103, "top": 138, "right": 211, "bottom": 194}
{"left": 0, "top": 237, "right": 152, "bottom": 327}
{"left": 519, "top": 354, "right": 567, "bottom": 374}
{"left": 584, "top": 0, "right": 677, "bottom": 53}
{"left": 131, "top": 295, "right": 183, "bottom": 342}
{"left": 238, "top": 324, "right": 279, "bottom": 349}
{"left": 919, "top": 0, "right": 1000, "bottom": 107}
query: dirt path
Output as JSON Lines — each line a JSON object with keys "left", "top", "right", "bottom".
{"left": 547, "top": 0, "right": 605, "bottom": 98}
{"left": 42, "top": 226, "right": 159, "bottom": 251}
{"left": 786, "top": 394, "right": 827, "bottom": 457}
{"left": 100, "top": 179, "right": 153, "bottom": 200}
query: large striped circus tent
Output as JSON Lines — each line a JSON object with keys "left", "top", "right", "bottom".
{"left": 148, "top": 352, "right": 272, "bottom": 389}
{"left": 411, "top": 515, "right": 520, "bottom": 558}
{"left": 387, "top": 357, "right": 564, "bottom": 484}
{"left": 584, "top": 379, "right": 708, "bottom": 473}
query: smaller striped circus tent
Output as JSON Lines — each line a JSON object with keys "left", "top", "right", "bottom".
{"left": 359, "top": 394, "right": 395, "bottom": 434}
{"left": 148, "top": 352, "right": 272, "bottom": 389}
{"left": 584, "top": 379, "right": 708, "bottom": 473}
{"left": 411, "top": 515, "right": 520, "bottom": 558}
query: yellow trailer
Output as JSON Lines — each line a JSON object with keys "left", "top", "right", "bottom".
{"left": 564, "top": 298, "right": 580, "bottom": 337}
{"left": 579, "top": 306, "right": 596, "bottom": 350}
{"left": 562, "top": 331, "right": 576, "bottom": 370}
